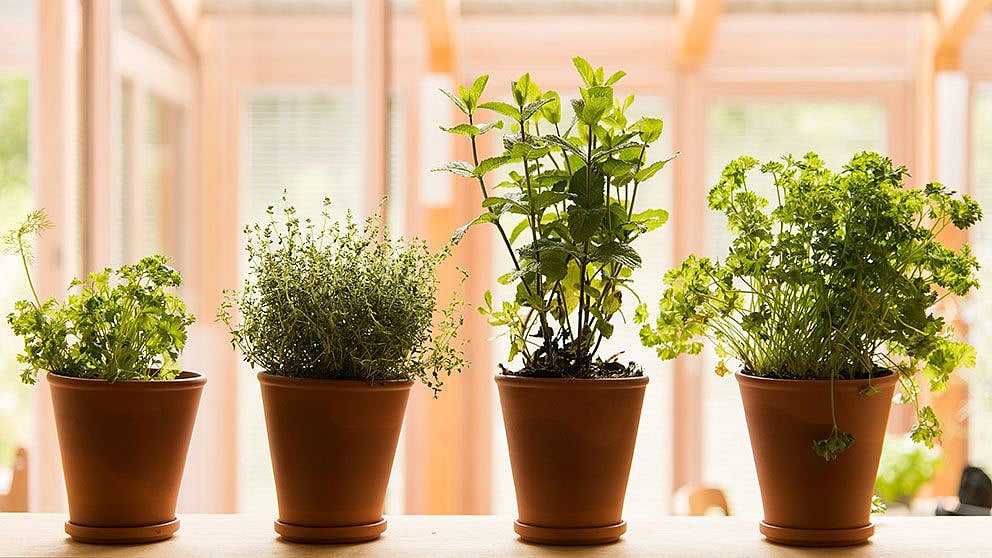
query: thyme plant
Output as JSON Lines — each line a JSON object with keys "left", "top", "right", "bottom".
{"left": 637, "top": 152, "right": 981, "bottom": 459}
{"left": 4, "top": 211, "right": 194, "bottom": 383}
{"left": 219, "top": 196, "right": 466, "bottom": 395}
{"left": 438, "top": 57, "right": 674, "bottom": 378}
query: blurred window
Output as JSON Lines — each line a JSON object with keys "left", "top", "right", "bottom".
{"left": 966, "top": 84, "right": 992, "bottom": 475}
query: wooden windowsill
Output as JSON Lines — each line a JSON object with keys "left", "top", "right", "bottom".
{"left": 0, "top": 513, "right": 988, "bottom": 556}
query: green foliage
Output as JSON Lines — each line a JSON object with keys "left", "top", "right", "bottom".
{"left": 871, "top": 494, "right": 887, "bottom": 515}
{"left": 4, "top": 211, "right": 194, "bottom": 383}
{"left": 220, "top": 196, "right": 466, "bottom": 395}
{"left": 875, "top": 434, "right": 943, "bottom": 505}
{"left": 0, "top": 79, "right": 28, "bottom": 199}
{"left": 638, "top": 152, "right": 982, "bottom": 459}
{"left": 437, "top": 57, "right": 675, "bottom": 378}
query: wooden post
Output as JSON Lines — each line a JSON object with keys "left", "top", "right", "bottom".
{"left": 356, "top": 0, "right": 390, "bottom": 211}
{"left": 676, "top": 0, "right": 725, "bottom": 69}
{"left": 670, "top": 69, "right": 706, "bottom": 501}
{"left": 80, "top": 0, "right": 115, "bottom": 273}
{"left": 31, "top": 0, "right": 82, "bottom": 512}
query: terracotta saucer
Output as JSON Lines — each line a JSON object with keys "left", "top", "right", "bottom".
{"left": 513, "top": 520, "right": 626, "bottom": 545}
{"left": 274, "top": 519, "right": 387, "bottom": 544}
{"left": 759, "top": 521, "right": 874, "bottom": 547}
{"left": 65, "top": 518, "right": 180, "bottom": 544}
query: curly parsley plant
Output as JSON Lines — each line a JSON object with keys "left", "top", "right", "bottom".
{"left": 219, "top": 196, "right": 466, "bottom": 396}
{"left": 4, "top": 211, "right": 195, "bottom": 383}
{"left": 637, "top": 152, "right": 981, "bottom": 459}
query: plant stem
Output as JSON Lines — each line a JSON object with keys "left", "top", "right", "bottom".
{"left": 519, "top": 116, "right": 554, "bottom": 355}
{"left": 468, "top": 113, "right": 522, "bottom": 272}
{"left": 17, "top": 234, "right": 42, "bottom": 308}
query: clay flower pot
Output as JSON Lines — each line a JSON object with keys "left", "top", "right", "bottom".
{"left": 495, "top": 374, "right": 648, "bottom": 545}
{"left": 736, "top": 371, "right": 899, "bottom": 547}
{"left": 48, "top": 371, "right": 206, "bottom": 544}
{"left": 258, "top": 372, "right": 411, "bottom": 544}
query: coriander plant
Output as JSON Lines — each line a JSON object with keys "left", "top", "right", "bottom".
{"left": 4, "top": 211, "right": 195, "bottom": 383}
{"left": 219, "top": 196, "right": 466, "bottom": 395}
{"left": 438, "top": 57, "right": 675, "bottom": 378}
{"left": 637, "top": 152, "right": 982, "bottom": 459}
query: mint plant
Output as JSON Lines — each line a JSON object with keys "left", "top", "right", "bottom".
{"left": 437, "top": 58, "right": 675, "bottom": 378}
{"left": 637, "top": 152, "right": 981, "bottom": 459}
{"left": 4, "top": 211, "right": 195, "bottom": 383}
{"left": 219, "top": 196, "right": 466, "bottom": 395}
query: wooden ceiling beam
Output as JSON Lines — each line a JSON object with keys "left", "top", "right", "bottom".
{"left": 153, "top": 0, "right": 199, "bottom": 64}
{"left": 419, "top": 0, "right": 458, "bottom": 74}
{"left": 934, "top": 0, "right": 992, "bottom": 71}
{"left": 676, "top": 0, "right": 725, "bottom": 69}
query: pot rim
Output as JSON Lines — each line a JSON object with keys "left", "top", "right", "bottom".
{"left": 734, "top": 369, "right": 897, "bottom": 392}
{"left": 257, "top": 371, "right": 413, "bottom": 391}
{"left": 494, "top": 373, "right": 648, "bottom": 389}
{"left": 46, "top": 370, "right": 206, "bottom": 390}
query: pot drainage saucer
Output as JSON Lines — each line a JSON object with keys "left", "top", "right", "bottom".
{"left": 759, "top": 520, "right": 874, "bottom": 547}
{"left": 274, "top": 518, "right": 387, "bottom": 544}
{"left": 65, "top": 517, "right": 180, "bottom": 544}
{"left": 513, "top": 520, "right": 626, "bottom": 545}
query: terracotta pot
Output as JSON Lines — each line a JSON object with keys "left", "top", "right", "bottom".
{"left": 48, "top": 371, "right": 206, "bottom": 544}
{"left": 736, "top": 371, "right": 898, "bottom": 547}
{"left": 258, "top": 372, "right": 411, "bottom": 544}
{"left": 495, "top": 374, "right": 648, "bottom": 545}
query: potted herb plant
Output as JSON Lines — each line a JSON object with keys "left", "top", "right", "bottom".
{"left": 438, "top": 58, "right": 674, "bottom": 545}
{"left": 4, "top": 211, "right": 203, "bottom": 544}
{"left": 638, "top": 152, "right": 981, "bottom": 546}
{"left": 220, "top": 197, "right": 465, "bottom": 544}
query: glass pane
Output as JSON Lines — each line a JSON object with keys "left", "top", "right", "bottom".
{"left": 0, "top": 75, "right": 31, "bottom": 492}
{"left": 966, "top": 84, "right": 992, "bottom": 475}
{"left": 120, "top": 0, "right": 182, "bottom": 61}
{"left": 0, "top": 0, "right": 33, "bottom": 500}
{"left": 116, "top": 88, "right": 185, "bottom": 264}
{"left": 704, "top": 99, "right": 887, "bottom": 517}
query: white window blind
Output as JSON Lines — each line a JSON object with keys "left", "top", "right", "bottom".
{"left": 704, "top": 99, "right": 887, "bottom": 517}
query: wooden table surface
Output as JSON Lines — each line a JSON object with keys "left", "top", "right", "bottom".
{"left": 1, "top": 514, "right": 989, "bottom": 557}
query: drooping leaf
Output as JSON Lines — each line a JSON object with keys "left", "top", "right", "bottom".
{"left": 635, "top": 154, "right": 679, "bottom": 182}
{"left": 592, "top": 241, "right": 642, "bottom": 268}
{"left": 542, "top": 135, "right": 587, "bottom": 162}
{"left": 473, "top": 155, "right": 514, "bottom": 177}
{"left": 433, "top": 161, "right": 475, "bottom": 178}
{"left": 439, "top": 88, "right": 469, "bottom": 115}
{"left": 452, "top": 211, "right": 497, "bottom": 244}
{"left": 522, "top": 97, "right": 555, "bottom": 121}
